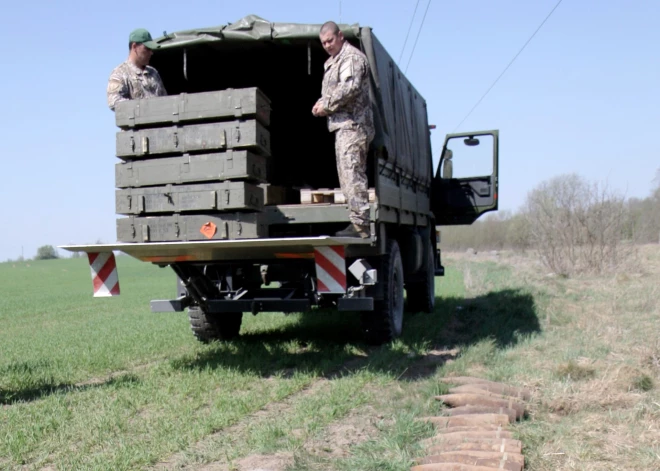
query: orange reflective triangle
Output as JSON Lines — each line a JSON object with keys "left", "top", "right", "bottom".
{"left": 200, "top": 222, "right": 217, "bottom": 239}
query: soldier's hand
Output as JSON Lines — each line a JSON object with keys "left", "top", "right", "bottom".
{"left": 313, "top": 99, "right": 329, "bottom": 117}
{"left": 312, "top": 102, "right": 328, "bottom": 117}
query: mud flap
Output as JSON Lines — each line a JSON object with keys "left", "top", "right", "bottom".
{"left": 87, "top": 252, "right": 120, "bottom": 297}
{"left": 314, "top": 246, "right": 347, "bottom": 293}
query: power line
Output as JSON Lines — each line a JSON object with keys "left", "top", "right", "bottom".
{"left": 405, "top": 0, "right": 432, "bottom": 74}
{"left": 398, "top": 0, "right": 421, "bottom": 65}
{"left": 453, "top": 0, "right": 565, "bottom": 132}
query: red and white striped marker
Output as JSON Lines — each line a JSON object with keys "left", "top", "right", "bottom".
{"left": 314, "top": 246, "right": 347, "bottom": 293}
{"left": 87, "top": 252, "right": 120, "bottom": 297}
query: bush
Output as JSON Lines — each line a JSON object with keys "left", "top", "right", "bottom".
{"left": 628, "top": 170, "right": 660, "bottom": 244}
{"left": 35, "top": 245, "right": 59, "bottom": 260}
{"left": 506, "top": 213, "right": 532, "bottom": 252}
{"left": 523, "top": 174, "right": 633, "bottom": 276}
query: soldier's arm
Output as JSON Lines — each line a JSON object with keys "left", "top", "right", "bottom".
{"left": 323, "top": 56, "right": 367, "bottom": 113}
{"left": 107, "top": 73, "right": 129, "bottom": 111}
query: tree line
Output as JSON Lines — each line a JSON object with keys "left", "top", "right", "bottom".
{"left": 440, "top": 171, "right": 660, "bottom": 276}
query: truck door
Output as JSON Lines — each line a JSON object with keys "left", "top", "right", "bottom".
{"left": 431, "top": 130, "right": 499, "bottom": 225}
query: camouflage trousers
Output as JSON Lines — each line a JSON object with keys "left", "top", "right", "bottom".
{"left": 335, "top": 126, "right": 371, "bottom": 227}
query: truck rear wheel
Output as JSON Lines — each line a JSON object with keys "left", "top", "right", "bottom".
{"left": 361, "top": 240, "right": 404, "bottom": 345}
{"left": 405, "top": 239, "right": 436, "bottom": 313}
{"left": 188, "top": 307, "right": 242, "bottom": 343}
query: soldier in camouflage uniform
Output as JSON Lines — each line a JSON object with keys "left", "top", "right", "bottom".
{"left": 107, "top": 29, "right": 167, "bottom": 111}
{"left": 312, "top": 21, "right": 374, "bottom": 238}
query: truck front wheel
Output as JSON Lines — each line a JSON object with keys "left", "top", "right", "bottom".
{"left": 361, "top": 240, "right": 404, "bottom": 345}
{"left": 188, "top": 307, "right": 242, "bottom": 343}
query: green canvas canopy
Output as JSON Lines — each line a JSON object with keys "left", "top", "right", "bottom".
{"left": 152, "top": 15, "right": 433, "bottom": 185}
{"left": 155, "top": 14, "right": 362, "bottom": 46}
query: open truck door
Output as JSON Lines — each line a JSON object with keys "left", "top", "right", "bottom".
{"left": 431, "top": 130, "right": 499, "bottom": 225}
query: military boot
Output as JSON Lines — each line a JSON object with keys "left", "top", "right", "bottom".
{"left": 335, "top": 224, "right": 370, "bottom": 238}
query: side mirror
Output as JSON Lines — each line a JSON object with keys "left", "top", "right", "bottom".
{"left": 442, "top": 148, "right": 453, "bottom": 179}
{"left": 464, "top": 137, "right": 480, "bottom": 146}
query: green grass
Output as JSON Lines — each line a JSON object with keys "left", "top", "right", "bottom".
{"left": 4, "top": 248, "right": 655, "bottom": 470}
{"left": 0, "top": 257, "right": 475, "bottom": 470}
{"left": 0, "top": 257, "right": 190, "bottom": 403}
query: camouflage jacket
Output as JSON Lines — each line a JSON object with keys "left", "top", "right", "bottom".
{"left": 319, "top": 42, "right": 374, "bottom": 137}
{"left": 107, "top": 60, "right": 167, "bottom": 111}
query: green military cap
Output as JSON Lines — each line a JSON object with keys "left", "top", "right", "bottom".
{"left": 129, "top": 28, "right": 160, "bottom": 50}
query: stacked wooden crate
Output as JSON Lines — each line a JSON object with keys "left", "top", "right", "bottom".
{"left": 113, "top": 88, "right": 271, "bottom": 242}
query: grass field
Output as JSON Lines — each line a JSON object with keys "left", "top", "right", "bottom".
{"left": 1, "top": 248, "right": 658, "bottom": 470}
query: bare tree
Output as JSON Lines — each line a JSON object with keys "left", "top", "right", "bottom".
{"left": 524, "top": 174, "right": 632, "bottom": 276}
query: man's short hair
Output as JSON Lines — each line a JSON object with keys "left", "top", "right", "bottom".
{"left": 320, "top": 21, "right": 340, "bottom": 36}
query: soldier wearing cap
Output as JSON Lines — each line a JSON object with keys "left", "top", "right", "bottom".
{"left": 312, "top": 21, "right": 374, "bottom": 238}
{"left": 107, "top": 28, "right": 167, "bottom": 111}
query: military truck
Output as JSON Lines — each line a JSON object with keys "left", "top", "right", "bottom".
{"left": 62, "top": 16, "right": 499, "bottom": 345}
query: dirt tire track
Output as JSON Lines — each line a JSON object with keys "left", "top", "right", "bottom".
{"left": 160, "top": 348, "right": 458, "bottom": 471}
{"left": 74, "top": 358, "right": 164, "bottom": 388}
{"left": 150, "top": 352, "right": 371, "bottom": 471}
{"left": 180, "top": 386, "right": 388, "bottom": 471}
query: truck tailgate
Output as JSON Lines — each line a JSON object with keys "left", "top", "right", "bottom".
{"left": 60, "top": 236, "right": 372, "bottom": 263}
